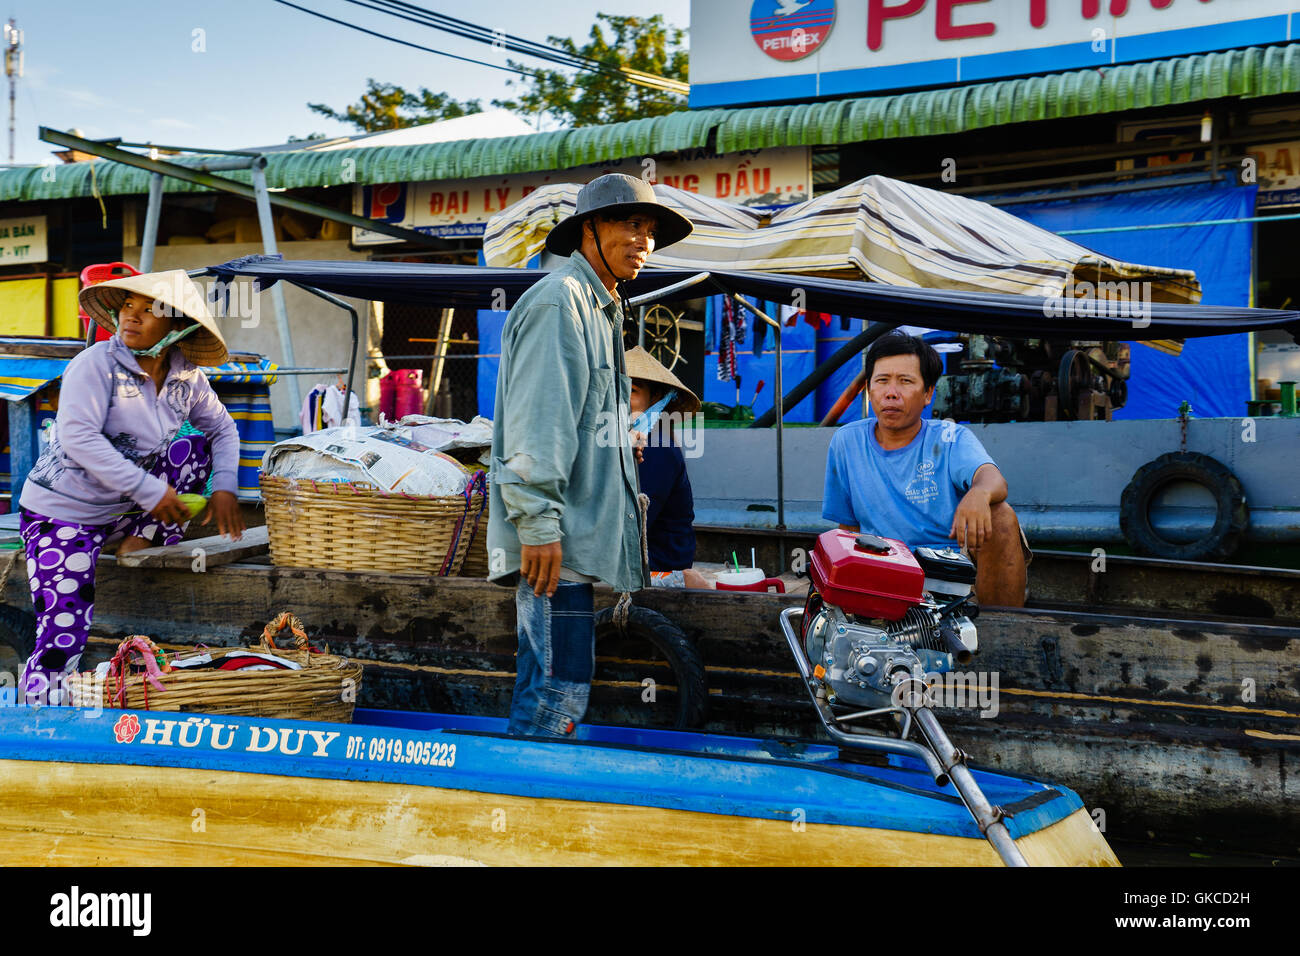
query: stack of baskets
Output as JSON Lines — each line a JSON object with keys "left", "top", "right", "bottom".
{"left": 67, "top": 613, "right": 364, "bottom": 723}
{"left": 260, "top": 471, "right": 487, "bottom": 575}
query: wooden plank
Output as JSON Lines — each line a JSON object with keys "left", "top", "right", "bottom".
{"left": 115, "top": 526, "right": 269, "bottom": 569}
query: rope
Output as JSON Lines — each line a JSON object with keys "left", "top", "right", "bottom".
{"left": 262, "top": 611, "right": 310, "bottom": 651}
{"left": 636, "top": 491, "right": 650, "bottom": 570}
{"left": 612, "top": 492, "right": 652, "bottom": 634}
{"left": 612, "top": 591, "right": 632, "bottom": 631}
{"left": 108, "top": 636, "right": 170, "bottom": 709}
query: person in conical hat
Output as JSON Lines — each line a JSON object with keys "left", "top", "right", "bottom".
{"left": 15, "top": 269, "right": 244, "bottom": 706}
{"left": 625, "top": 347, "right": 707, "bottom": 590}
{"left": 489, "top": 173, "right": 696, "bottom": 738}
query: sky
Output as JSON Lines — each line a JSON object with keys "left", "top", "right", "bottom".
{"left": 2, "top": 0, "right": 692, "bottom": 166}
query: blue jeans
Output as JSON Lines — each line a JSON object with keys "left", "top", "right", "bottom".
{"left": 507, "top": 579, "right": 595, "bottom": 737}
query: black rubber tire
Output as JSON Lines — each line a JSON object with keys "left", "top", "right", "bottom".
{"left": 0, "top": 601, "right": 36, "bottom": 662}
{"left": 1120, "top": 452, "right": 1248, "bottom": 560}
{"left": 594, "top": 604, "right": 708, "bottom": 729}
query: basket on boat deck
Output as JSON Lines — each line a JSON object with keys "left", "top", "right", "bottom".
{"left": 260, "top": 471, "right": 487, "bottom": 575}
{"left": 458, "top": 502, "right": 490, "bottom": 578}
{"left": 67, "top": 612, "right": 364, "bottom": 723}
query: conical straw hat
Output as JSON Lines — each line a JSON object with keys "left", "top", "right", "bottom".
{"left": 624, "top": 346, "right": 700, "bottom": 414}
{"left": 79, "top": 269, "right": 229, "bottom": 366}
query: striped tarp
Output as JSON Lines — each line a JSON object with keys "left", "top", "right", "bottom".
{"left": 483, "top": 174, "right": 1199, "bottom": 353}
{"left": 209, "top": 383, "right": 276, "bottom": 498}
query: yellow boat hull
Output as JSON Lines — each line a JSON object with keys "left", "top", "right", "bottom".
{"left": 0, "top": 759, "right": 1118, "bottom": 867}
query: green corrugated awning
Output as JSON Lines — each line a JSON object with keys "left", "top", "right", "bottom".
{"left": 6, "top": 44, "right": 1300, "bottom": 203}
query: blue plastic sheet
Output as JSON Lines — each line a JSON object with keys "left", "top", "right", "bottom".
{"left": 1009, "top": 181, "right": 1257, "bottom": 419}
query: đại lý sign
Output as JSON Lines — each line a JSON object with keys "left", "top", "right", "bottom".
{"left": 0, "top": 215, "right": 46, "bottom": 265}
{"left": 352, "top": 147, "right": 812, "bottom": 245}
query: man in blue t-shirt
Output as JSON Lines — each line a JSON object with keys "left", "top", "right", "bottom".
{"left": 822, "top": 332, "right": 1028, "bottom": 607}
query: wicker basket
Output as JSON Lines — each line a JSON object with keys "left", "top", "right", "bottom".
{"left": 260, "top": 471, "right": 486, "bottom": 575}
{"left": 67, "top": 613, "right": 364, "bottom": 723}
{"left": 458, "top": 504, "right": 490, "bottom": 577}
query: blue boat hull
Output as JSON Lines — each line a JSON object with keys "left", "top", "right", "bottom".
{"left": 0, "top": 705, "right": 1119, "bottom": 866}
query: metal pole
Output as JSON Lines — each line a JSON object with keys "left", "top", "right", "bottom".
{"left": 288, "top": 282, "right": 359, "bottom": 424}
{"left": 637, "top": 305, "right": 646, "bottom": 349}
{"left": 252, "top": 160, "right": 301, "bottom": 413}
{"left": 4, "top": 21, "right": 20, "bottom": 165}
{"left": 625, "top": 271, "right": 712, "bottom": 308}
{"left": 753, "top": 322, "right": 896, "bottom": 430}
{"left": 39, "top": 126, "right": 441, "bottom": 247}
{"left": 427, "top": 307, "right": 455, "bottom": 416}
{"left": 774, "top": 320, "right": 784, "bottom": 530}
{"left": 139, "top": 172, "right": 164, "bottom": 273}
{"left": 721, "top": 292, "right": 785, "bottom": 530}
{"left": 911, "top": 707, "right": 1029, "bottom": 867}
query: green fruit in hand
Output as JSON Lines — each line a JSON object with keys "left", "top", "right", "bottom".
{"left": 178, "top": 493, "right": 208, "bottom": 518}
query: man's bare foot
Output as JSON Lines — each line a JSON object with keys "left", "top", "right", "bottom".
{"left": 683, "top": 568, "right": 710, "bottom": 589}
{"left": 115, "top": 535, "right": 152, "bottom": 557}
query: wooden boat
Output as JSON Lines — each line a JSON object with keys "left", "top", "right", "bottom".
{"left": 0, "top": 702, "right": 1116, "bottom": 866}
{"left": 0, "top": 537, "right": 1295, "bottom": 857}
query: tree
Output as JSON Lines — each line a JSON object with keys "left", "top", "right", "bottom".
{"left": 492, "top": 14, "right": 688, "bottom": 128}
{"left": 308, "top": 79, "right": 483, "bottom": 133}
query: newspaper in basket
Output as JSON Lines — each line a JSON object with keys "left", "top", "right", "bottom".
{"left": 259, "top": 422, "right": 489, "bottom": 574}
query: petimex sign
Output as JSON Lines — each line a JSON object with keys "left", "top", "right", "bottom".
{"left": 692, "top": 0, "right": 1300, "bottom": 107}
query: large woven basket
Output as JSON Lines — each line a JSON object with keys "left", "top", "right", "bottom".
{"left": 67, "top": 613, "right": 364, "bottom": 723}
{"left": 458, "top": 502, "right": 490, "bottom": 577}
{"left": 260, "top": 471, "right": 487, "bottom": 575}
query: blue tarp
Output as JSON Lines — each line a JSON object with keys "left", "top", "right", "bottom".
{"left": 1009, "top": 181, "right": 1257, "bottom": 419}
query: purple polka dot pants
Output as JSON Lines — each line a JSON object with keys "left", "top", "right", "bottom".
{"left": 18, "top": 434, "right": 211, "bottom": 705}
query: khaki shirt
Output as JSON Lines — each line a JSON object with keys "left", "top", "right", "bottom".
{"left": 487, "top": 251, "right": 646, "bottom": 592}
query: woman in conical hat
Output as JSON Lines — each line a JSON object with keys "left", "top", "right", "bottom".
{"left": 624, "top": 347, "right": 708, "bottom": 589}
{"left": 16, "top": 269, "right": 245, "bottom": 705}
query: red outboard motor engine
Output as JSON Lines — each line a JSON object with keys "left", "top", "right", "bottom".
{"left": 801, "top": 530, "right": 978, "bottom": 710}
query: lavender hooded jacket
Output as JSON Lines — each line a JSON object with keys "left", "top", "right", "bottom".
{"left": 18, "top": 335, "right": 240, "bottom": 525}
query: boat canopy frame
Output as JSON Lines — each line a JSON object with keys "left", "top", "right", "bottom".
{"left": 202, "top": 254, "right": 1300, "bottom": 530}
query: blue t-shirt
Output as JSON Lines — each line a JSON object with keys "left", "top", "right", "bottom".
{"left": 822, "top": 418, "right": 995, "bottom": 549}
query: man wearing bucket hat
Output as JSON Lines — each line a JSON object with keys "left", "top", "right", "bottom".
{"left": 16, "top": 269, "right": 244, "bottom": 705}
{"left": 488, "top": 173, "right": 693, "bottom": 738}
{"left": 624, "top": 346, "right": 707, "bottom": 590}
